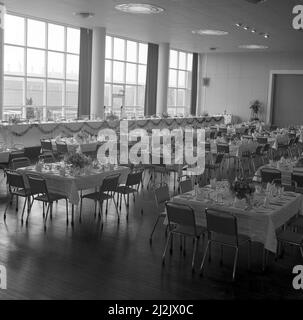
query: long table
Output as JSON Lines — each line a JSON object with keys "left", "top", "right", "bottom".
{"left": 172, "top": 188, "right": 303, "bottom": 253}
{"left": 0, "top": 116, "right": 224, "bottom": 148}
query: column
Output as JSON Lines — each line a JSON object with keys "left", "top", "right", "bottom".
{"left": 0, "top": 3, "right": 5, "bottom": 120}
{"left": 156, "top": 43, "right": 170, "bottom": 115}
{"left": 196, "top": 53, "right": 206, "bottom": 116}
{"left": 90, "top": 27, "right": 106, "bottom": 119}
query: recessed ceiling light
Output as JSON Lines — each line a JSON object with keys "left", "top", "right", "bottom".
{"left": 239, "top": 44, "right": 269, "bottom": 49}
{"left": 264, "top": 33, "right": 270, "bottom": 38}
{"left": 243, "top": 26, "right": 249, "bottom": 30}
{"left": 251, "top": 29, "right": 257, "bottom": 33}
{"left": 192, "top": 29, "right": 229, "bottom": 36}
{"left": 235, "top": 23, "right": 242, "bottom": 27}
{"left": 73, "top": 12, "right": 95, "bottom": 18}
{"left": 115, "top": 3, "right": 164, "bottom": 14}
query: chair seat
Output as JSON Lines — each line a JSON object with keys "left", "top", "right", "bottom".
{"left": 290, "top": 216, "right": 303, "bottom": 228}
{"left": 172, "top": 224, "right": 206, "bottom": 237}
{"left": 35, "top": 193, "right": 66, "bottom": 202}
{"left": 205, "top": 164, "right": 220, "bottom": 170}
{"left": 211, "top": 233, "right": 250, "bottom": 246}
{"left": 82, "top": 192, "right": 113, "bottom": 201}
{"left": 277, "top": 230, "right": 303, "bottom": 245}
{"left": 13, "top": 188, "right": 31, "bottom": 197}
{"left": 116, "top": 186, "right": 137, "bottom": 194}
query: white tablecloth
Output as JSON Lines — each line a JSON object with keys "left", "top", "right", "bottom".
{"left": 18, "top": 165, "right": 130, "bottom": 205}
{"left": 172, "top": 189, "right": 303, "bottom": 253}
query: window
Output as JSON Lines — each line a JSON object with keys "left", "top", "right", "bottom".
{"left": 104, "top": 35, "right": 147, "bottom": 118}
{"left": 168, "top": 49, "right": 193, "bottom": 116}
{"left": 3, "top": 14, "right": 80, "bottom": 121}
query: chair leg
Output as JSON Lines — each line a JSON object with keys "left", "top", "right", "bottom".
{"left": 248, "top": 241, "right": 252, "bottom": 270}
{"left": 79, "top": 196, "right": 83, "bottom": 223}
{"left": 50, "top": 203, "right": 53, "bottom": 221}
{"left": 44, "top": 203, "right": 50, "bottom": 231}
{"left": 200, "top": 240, "right": 210, "bottom": 276}
{"left": 162, "top": 232, "right": 171, "bottom": 265}
{"left": 191, "top": 237, "right": 199, "bottom": 271}
{"left": 65, "top": 199, "right": 69, "bottom": 226}
{"left": 21, "top": 197, "right": 27, "bottom": 223}
{"left": 150, "top": 214, "right": 161, "bottom": 243}
{"left": 112, "top": 197, "right": 120, "bottom": 222}
{"left": 4, "top": 194, "right": 13, "bottom": 220}
{"left": 232, "top": 247, "right": 239, "bottom": 282}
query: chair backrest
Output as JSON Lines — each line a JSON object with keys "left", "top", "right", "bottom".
{"left": 6, "top": 170, "right": 26, "bottom": 190}
{"left": 180, "top": 179, "right": 193, "bottom": 194}
{"left": 27, "top": 175, "right": 48, "bottom": 197}
{"left": 255, "top": 145, "right": 263, "bottom": 155}
{"left": 126, "top": 170, "right": 143, "bottom": 187}
{"left": 154, "top": 183, "right": 170, "bottom": 211}
{"left": 257, "top": 137, "right": 268, "bottom": 144}
{"left": 262, "top": 143, "right": 270, "bottom": 152}
{"left": 40, "top": 139, "right": 53, "bottom": 152}
{"left": 292, "top": 172, "right": 303, "bottom": 188}
{"left": 217, "top": 144, "right": 229, "bottom": 154}
{"left": 9, "top": 150, "right": 25, "bottom": 163}
{"left": 205, "top": 208, "right": 238, "bottom": 240}
{"left": 165, "top": 201, "right": 196, "bottom": 233}
{"left": 10, "top": 157, "right": 31, "bottom": 170}
{"left": 56, "top": 142, "right": 68, "bottom": 155}
{"left": 209, "top": 131, "right": 216, "bottom": 140}
{"left": 39, "top": 153, "right": 56, "bottom": 163}
{"left": 215, "top": 153, "right": 225, "bottom": 165}
{"left": 204, "top": 142, "right": 211, "bottom": 152}
{"left": 260, "top": 168, "right": 281, "bottom": 184}
{"left": 101, "top": 174, "right": 120, "bottom": 193}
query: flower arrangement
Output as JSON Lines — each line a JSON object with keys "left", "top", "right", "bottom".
{"left": 230, "top": 179, "right": 255, "bottom": 200}
{"left": 74, "top": 129, "right": 90, "bottom": 143}
{"left": 162, "top": 112, "right": 169, "bottom": 118}
{"left": 106, "top": 111, "right": 119, "bottom": 121}
{"left": 249, "top": 100, "right": 262, "bottom": 121}
{"left": 64, "top": 151, "right": 91, "bottom": 169}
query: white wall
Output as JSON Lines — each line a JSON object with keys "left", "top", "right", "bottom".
{"left": 198, "top": 52, "right": 303, "bottom": 122}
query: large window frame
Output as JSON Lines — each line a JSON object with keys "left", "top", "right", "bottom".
{"left": 104, "top": 35, "right": 147, "bottom": 118}
{"left": 168, "top": 49, "right": 193, "bottom": 116}
{"left": 3, "top": 12, "right": 80, "bottom": 121}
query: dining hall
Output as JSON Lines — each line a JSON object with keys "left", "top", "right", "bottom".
{"left": 0, "top": 0, "right": 303, "bottom": 300}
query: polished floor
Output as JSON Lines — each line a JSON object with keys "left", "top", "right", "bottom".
{"left": 0, "top": 171, "right": 302, "bottom": 300}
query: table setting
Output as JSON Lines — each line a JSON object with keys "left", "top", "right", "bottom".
{"left": 172, "top": 178, "right": 303, "bottom": 252}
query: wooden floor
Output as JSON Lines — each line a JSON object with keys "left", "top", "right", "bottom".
{"left": 0, "top": 171, "right": 302, "bottom": 300}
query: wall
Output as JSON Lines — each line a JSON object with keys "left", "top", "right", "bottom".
{"left": 197, "top": 52, "right": 303, "bottom": 122}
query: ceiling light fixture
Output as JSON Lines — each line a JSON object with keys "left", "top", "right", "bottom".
{"left": 115, "top": 3, "right": 164, "bottom": 14}
{"left": 73, "top": 12, "right": 95, "bottom": 18}
{"left": 243, "top": 26, "right": 249, "bottom": 30}
{"left": 235, "top": 23, "right": 243, "bottom": 27}
{"left": 192, "top": 29, "right": 229, "bottom": 36}
{"left": 238, "top": 44, "right": 268, "bottom": 49}
{"left": 264, "top": 33, "right": 270, "bottom": 38}
{"left": 251, "top": 29, "right": 256, "bottom": 33}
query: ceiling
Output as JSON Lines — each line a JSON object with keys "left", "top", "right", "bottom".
{"left": 4, "top": 0, "right": 303, "bottom": 53}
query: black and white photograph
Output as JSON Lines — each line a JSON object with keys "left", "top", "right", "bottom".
{"left": 0, "top": 0, "right": 303, "bottom": 305}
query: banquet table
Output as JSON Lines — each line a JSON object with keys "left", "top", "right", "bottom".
{"left": 51, "top": 138, "right": 99, "bottom": 153}
{"left": 17, "top": 165, "right": 130, "bottom": 205}
{"left": 172, "top": 187, "right": 303, "bottom": 253}
{"left": 0, "top": 116, "right": 224, "bottom": 148}
{"left": 210, "top": 141, "right": 258, "bottom": 157}
{"left": 254, "top": 161, "right": 303, "bottom": 185}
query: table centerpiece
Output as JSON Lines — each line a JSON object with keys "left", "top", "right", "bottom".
{"left": 230, "top": 179, "right": 255, "bottom": 208}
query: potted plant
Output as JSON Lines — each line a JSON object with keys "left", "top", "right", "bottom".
{"left": 249, "top": 100, "right": 261, "bottom": 121}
